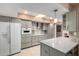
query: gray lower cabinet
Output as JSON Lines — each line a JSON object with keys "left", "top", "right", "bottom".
{"left": 21, "top": 35, "right": 31, "bottom": 42}
{"left": 31, "top": 36, "right": 39, "bottom": 45}
{"left": 21, "top": 34, "right": 48, "bottom": 49}
{"left": 21, "top": 35, "right": 32, "bottom": 49}
{"left": 31, "top": 41, "right": 39, "bottom": 46}
{"left": 40, "top": 43, "right": 66, "bottom": 56}
{"left": 21, "top": 42, "right": 31, "bottom": 49}
{"left": 31, "top": 36, "right": 38, "bottom": 42}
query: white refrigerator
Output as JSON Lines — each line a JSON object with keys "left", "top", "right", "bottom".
{"left": 0, "top": 22, "right": 21, "bottom": 56}
{"left": 0, "top": 22, "right": 10, "bottom": 56}
{"left": 10, "top": 23, "right": 21, "bottom": 55}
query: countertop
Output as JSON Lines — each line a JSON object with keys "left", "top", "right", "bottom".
{"left": 40, "top": 37, "right": 78, "bottom": 54}
{"left": 22, "top": 34, "right": 45, "bottom": 36}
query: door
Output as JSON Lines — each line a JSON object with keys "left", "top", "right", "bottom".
{"left": 0, "top": 22, "right": 9, "bottom": 56}
{"left": 10, "top": 23, "right": 21, "bottom": 54}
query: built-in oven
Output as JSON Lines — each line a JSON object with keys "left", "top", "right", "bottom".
{"left": 22, "top": 28, "right": 32, "bottom": 34}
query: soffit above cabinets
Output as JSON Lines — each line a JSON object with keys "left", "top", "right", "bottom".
{"left": 17, "top": 11, "right": 53, "bottom": 24}
{"left": 60, "top": 3, "right": 79, "bottom": 11}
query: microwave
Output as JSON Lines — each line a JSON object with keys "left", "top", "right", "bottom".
{"left": 22, "top": 28, "right": 32, "bottom": 34}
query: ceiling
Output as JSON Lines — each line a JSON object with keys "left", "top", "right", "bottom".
{"left": 0, "top": 3, "right": 69, "bottom": 20}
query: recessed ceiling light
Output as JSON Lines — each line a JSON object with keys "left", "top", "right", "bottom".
{"left": 19, "top": 10, "right": 29, "bottom": 14}
{"left": 36, "top": 14, "right": 45, "bottom": 18}
{"left": 50, "top": 17, "right": 53, "bottom": 19}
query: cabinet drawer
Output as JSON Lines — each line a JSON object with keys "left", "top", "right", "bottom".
{"left": 38, "top": 36, "right": 42, "bottom": 41}
{"left": 40, "top": 43, "right": 50, "bottom": 56}
{"left": 21, "top": 42, "right": 31, "bottom": 49}
{"left": 21, "top": 36, "right": 31, "bottom": 43}
{"left": 21, "top": 43, "right": 27, "bottom": 49}
{"left": 49, "top": 47, "right": 65, "bottom": 56}
{"left": 42, "top": 35, "right": 47, "bottom": 40}
{"left": 31, "top": 36, "right": 38, "bottom": 42}
{"left": 31, "top": 41, "right": 39, "bottom": 46}
{"left": 39, "top": 35, "right": 44, "bottom": 41}
{"left": 26, "top": 36, "right": 32, "bottom": 42}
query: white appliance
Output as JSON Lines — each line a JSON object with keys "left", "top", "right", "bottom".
{"left": 10, "top": 23, "right": 21, "bottom": 55}
{"left": 0, "top": 22, "right": 9, "bottom": 56}
{"left": 0, "top": 22, "right": 21, "bottom": 56}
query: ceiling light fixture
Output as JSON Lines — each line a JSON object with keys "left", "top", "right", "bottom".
{"left": 53, "top": 9, "right": 58, "bottom": 38}
{"left": 53, "top": 9, "right": 58, "bottom": 23}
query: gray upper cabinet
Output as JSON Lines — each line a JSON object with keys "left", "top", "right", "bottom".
{"left": 76, "top": 11, "right": 79, "bottom": 32}
{"left": 65, "top": 11, "right": 79, "bottom": 31}
{"left": 68, "top": 11, "right": 76, "bottom": 31}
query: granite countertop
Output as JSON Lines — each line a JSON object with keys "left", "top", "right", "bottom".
{"left": 40, "top": 37, "right": 78, "bottom": 54}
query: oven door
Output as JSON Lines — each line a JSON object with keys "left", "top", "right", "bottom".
{"left": 22, "top": 28, "right": 32, "bottom": 34}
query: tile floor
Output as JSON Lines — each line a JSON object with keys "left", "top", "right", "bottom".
{"left": 13, "top": 45, "right": 40, "bottom": 56}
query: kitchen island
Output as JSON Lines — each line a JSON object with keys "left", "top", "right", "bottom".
{"left": 40, "top": 37, "right": 79, "bottom": 56}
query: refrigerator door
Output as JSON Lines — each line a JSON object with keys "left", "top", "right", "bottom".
{"left": 0, "top": 22, "right": 9, "bottom": 56}
{"left": 10, "top": 23, "right": 21, "bottom": 54}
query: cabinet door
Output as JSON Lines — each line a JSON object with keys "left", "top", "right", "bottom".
{"left": 40, "top": 43, "right": 50, "bottom": 56}
{"left": 21, "top": 35, "right": 32, "bottom": 44}
{"left": 31, "top": 36, "right": 39, "bottom": 45}
{"left": 76, "top": 11, "right": 79, "bottom": 32}
{"left": 31, "top": 36, "right": 38, "bottom": 42}
{"left": 31, "top": 41, "right": 39, "bottom": 46}
{"left": 68, "top": 11, "right": 76, "bottom": 31}
{"left": 38, "top": 35, "right": 42, "bottom": 41}
{"left": 49, "top": 47, "right": 65, "bottom": 56}
{"left": 21, "top": 21, "right": 32, "bottom": 28}
{"left": 21, "top": 42, "right": 31, "bottom": 49}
